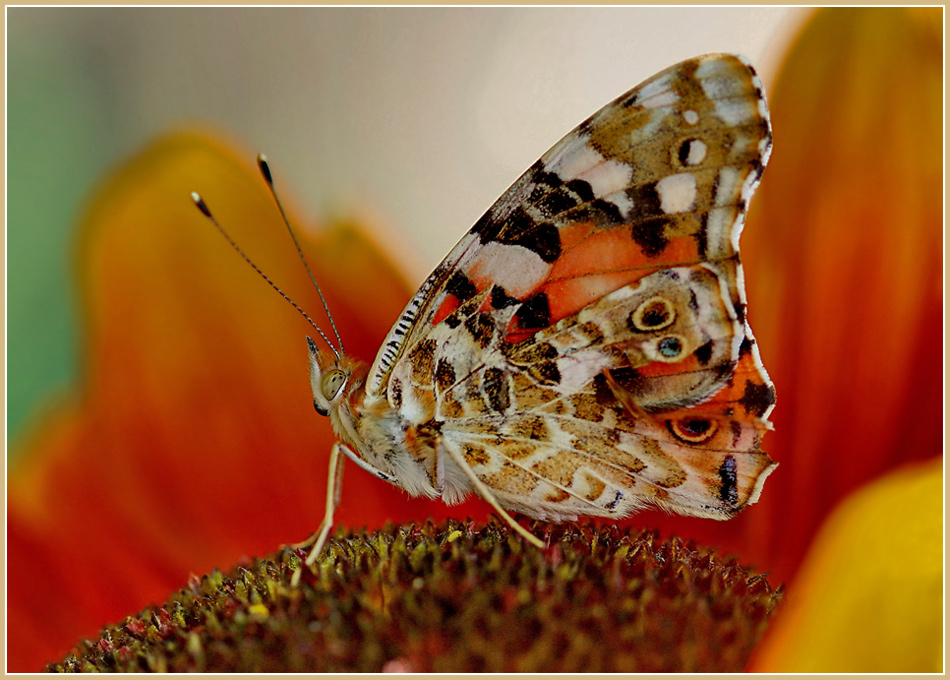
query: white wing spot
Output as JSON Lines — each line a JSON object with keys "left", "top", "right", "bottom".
{"left": 759, "top": 136, "right": 772, "bottom": 165}
{"left": 683, "top": 109, "right": 699, "bottom": 125}
{"left": 656, "top": 173, "right": 697, "bottom": 214}
{"left": 704, "top": 207, "right": 733, "bottom": 259}
{"left": 545, "top": 138, "right": 602, "bottom": 180}
{"left": 577, "top": 159, "right": 633, "bottom": 199}
{"left": 712, "top": 97, "right": 757, "bottom": 126}
{"left": 633, "top": 74, "right": 674, "bottom": 106}
{"left": 604, "top": 190, "right": 634, "bottom": 217}
{"left": 740, "top": 165, "right": 760, "bottom": 203}
{"left": 466, "top": 241, "right": 550, "bottom": 298}
{"left": 636, "top": 88, "right": 678, "bottom": 109}
{"left": 714, "top": 166, "right": 739, "bottom": 207}
{"left": 684, "top": 140, "right": 707, "bottom": 166}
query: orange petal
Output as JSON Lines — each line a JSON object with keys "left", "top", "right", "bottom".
{"left": 7, "top": 132, "right": 486, "bottom": 670}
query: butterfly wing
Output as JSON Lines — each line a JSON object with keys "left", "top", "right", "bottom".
{"left": 370, "top": 53, "right": 776, "bottom": 519}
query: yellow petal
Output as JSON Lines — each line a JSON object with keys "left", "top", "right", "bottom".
{"left": 751, "top": 456, "right": 943, "bottom": 672}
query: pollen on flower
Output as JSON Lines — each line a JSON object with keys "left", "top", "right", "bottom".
{"left": 47, "top": 520, "right": 782, "bottom": 673}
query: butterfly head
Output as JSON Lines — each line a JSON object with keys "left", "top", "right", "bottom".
{"left": 306, "top": 336, "right": 346, "bottom": 417}
{"left": 306, "top": 335, "right": 370, "bottom": 423}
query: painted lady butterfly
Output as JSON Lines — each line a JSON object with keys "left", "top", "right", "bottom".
{"left": 206, "top": 53, "right": 778, "bottom": 576}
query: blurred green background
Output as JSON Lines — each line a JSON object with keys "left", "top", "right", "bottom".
{"left": 6, "top": 7, "right": 801, "bottom": 451}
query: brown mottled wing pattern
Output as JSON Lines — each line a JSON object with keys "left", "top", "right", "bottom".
{"left": 372, "top": 53, "right": 776, "bottom": 521}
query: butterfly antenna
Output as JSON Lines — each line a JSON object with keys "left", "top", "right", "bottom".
{"left": 256, "top": 155, "right": 346, "bottom": 356}
{"left": 191, "top": 191, "right": 342, "bottom": 361}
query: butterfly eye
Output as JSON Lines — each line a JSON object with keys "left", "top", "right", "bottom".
{"left": 630, "top": 296, "right": 675, "bottom": 331}
{"left": 668, "top": 418, "right": 719, "bottom": 444}
{"left": 321, "top": 369, "right": 347, "bottom": 401}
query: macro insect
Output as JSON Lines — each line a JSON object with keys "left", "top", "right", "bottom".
{"left": 194, "top": 53, "right": 777, "bottom": 581}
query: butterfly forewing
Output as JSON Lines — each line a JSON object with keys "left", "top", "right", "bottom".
{"left": 365, "top": 53, "right": 775, "bottom": 526}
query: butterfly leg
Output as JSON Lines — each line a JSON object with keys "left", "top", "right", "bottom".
{"left": 439, "top": 441, "right": 545, "bottom": 549}
{"left": 290, "top": 441, "right": 346, "bottom": 587}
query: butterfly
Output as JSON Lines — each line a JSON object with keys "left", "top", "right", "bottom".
{"left": 244, "top": 53, "right": 778, "bottom": 576}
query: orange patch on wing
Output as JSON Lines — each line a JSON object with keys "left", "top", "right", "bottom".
{"left": 550, "top": 225, "right": 639, "bottom": 281}
{"left": 542, "top": 226, "right": 708, "bottom": 325}
{"left": 430, "top": 294, "right": 461, "bottom": 327}
{"left": 550, "top": 223, "right": 706, "bottom": 286}
{"left": 637, "top": 351, "right": 714, "bottom": 379}
{"left": 651, "top": 233, "right": 705, "bottom": 266}
{"left": 541, "top": 272, "right": 639, "bottom": 321}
